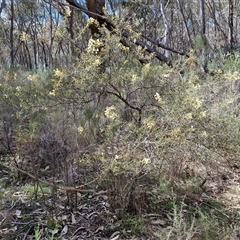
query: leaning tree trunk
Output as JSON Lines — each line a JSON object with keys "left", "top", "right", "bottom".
{"left": 177, "top": 0, "right": 192, "bottom": 47}
{"left": 10, "top": 0, "right": 14, "bottom": 66}
{"left": 228, "top": 0, "right": 234, "bottom": 51}
{"left": 200, "top": 0, "right": 208, "bottom": 73}
{"left": 160, "top": 0, "right": 172, "bottom": 59}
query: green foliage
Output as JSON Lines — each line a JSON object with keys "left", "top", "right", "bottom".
{"left": 113, "top": 213, "right": 146, "bottom": 236}
{"left": 193, "top": 34, "right": 209, "bottom": 50}
{"left": 222, "top": 52, "right": 240, "bottom": 72}
{"left": 34, "top": 224, "right": 57, "bottom": 240}
{"left": 34, "top": 226, "right": 43, "bottom": 240}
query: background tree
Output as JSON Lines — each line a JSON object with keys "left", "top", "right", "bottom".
{"left": 0, "top": 0, "right": 240, "bottom": 68}
{"left": 228, "top": 0, "right": 234, "bottom": 51}
{"left": 10, "top": 0, "right": 14, "bottom": 66}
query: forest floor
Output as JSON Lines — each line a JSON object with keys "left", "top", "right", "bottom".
{"left": 1, "top": 156, "right": 240, "bottom": 240}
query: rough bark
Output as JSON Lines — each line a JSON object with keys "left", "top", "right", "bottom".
{"left": 86, "top": 0, "right": 105, "bottom": 36}
{"left": 177, "top": 0, "right": 192, "bottom": 47}
{"left": 10, "top": 0, "right": 14, "bottom": 66}
{"left": 160, "top": 0, "right": 172, "bottom": 59}
{"left": 228, "top": 0, "right": 234, "bottom": 50}
{"left": 200, "top": 0, "right": 208, "bottom": 73}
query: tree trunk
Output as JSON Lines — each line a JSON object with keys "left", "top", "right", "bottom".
{"left": 200, "top": 0, "right": 208, "bottom": 73}
{"left": 228, "top": 0, "right": 234, "bottom": 51}
{"left": 177, "top": 0, "right": 192, "bottom": 47}
{"left": 10, "top": 0, "right": 14, "bottom": 66}
{"left": 86, "top": 0, "right": 105, "bottom": 37}
{"left": 201, "top": 0, "right": 206, "bottom": 35}
{"left": 160, "top": 0, "right": 172, "bottom": 59}
{"left": 0, "top": 0, "right": 6, "bottom": 15}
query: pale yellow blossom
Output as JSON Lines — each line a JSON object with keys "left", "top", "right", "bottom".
{"left": 20, "top": 32, "right": 29, "bottom": 42}
{"left": 141, "top": 158, "right": 150, "bottom": 164}
{"left": 224, "top": 71, "right": 240, "bottom": 81}
{"left": 55, "top": 28, "right": 64, "bottom": 37}
{"left": 131, "top": 74, "right": 137, "bottom": 84}
{"left": 184, "top": 113, "right": 193, "bottom": 120}
{"left": 77, "top": 126, "right": 84, "bottom": 134}
{"left": 170, "top": 127, "right": 181, "bottom": 137}
{"left": 88, "top": 17, "right": 99, "bottom": 26}
{"left": 118, "top": 43, "right": 129, "bottom": 51}
{"left": 193, "top": 98, "right": 202, "bottom": 109}
{"left": 54, "top": 68, "right": 64, "bottom": 79}
{"left": 142, "top": 63, "right": 150, "bottom": 76}
{"left": 94, "top": 58, "right": 101, "bottom": 66}
{"left": 4, "top": 71, "right": 9, "bottom": 81}
{"left": 87, "top": 38, "right": 103, "bottom": 54}
{"left": 105, "top": 106, "right": 118, "bottom": 120}
{"left": 225, "top": 98, "right": 234, "bottom": 104}
{"left": 190, "top": 125, "right": 195, "bottom": 132}
{"left": 201, "top": 131, "right": 208, "bottom": 137}
{"left": 154, "top": 92, "right": 164, "bottom": 105}
{"left": 199, "top": 111, "right": 206, "bottom": 118}
{"left": 64, "top": 8, "right": 71, "bottom": 18}
{"left": 28, "top": 74, "right": 38, "bottom": 81}
{"left": 16, "top": 86, "right": 21, "bottom": 91}
{"left": 143, "top": 117, "right": 155, "bottom": 130}
{"left": 49, "top": 90, "right": 56, "bottom": 96}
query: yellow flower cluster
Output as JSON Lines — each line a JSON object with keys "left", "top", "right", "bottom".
{"left": 55, "top": 27, "right": 64, "bottom": 37}
{"left": 49, "top": 90, "right": 56, "bottom": 96}
{"left": 64, "top": 8, "right": 71, "bottom": 18}
{"left": 4, "top": 71, "right": 17, "bottom": 81}
{"left": 28, "top": 74, "right": 38, "bottom": 81}
{"left": 54, "top": 68, "right": 64, "bottom": 79}
{"left": 186, "top": 96, "right": 202, "bottom": 109}
{"left": 184, "top": 112, "right": 193, "bottom": 120}
{"left": 193, "top": 98, "right": 202, "bottom": 109}
{"left": 223, "top": 71, "right": 240, "bottom": 81}
{"left": 141, "top": 63, "right": 150, "bottom": 76}
{"left": 190, "top": 125, "right": 195, "bottom": 132}
{"left": 118, "top": 43, "right": 129, "bottom": 51}
{"left": 77, "top": 126, "right": 84, "bottom": 134}
{"left": 201, "top": 131, "right": 208, "bottom": 137}
{"left": 143, "top": 117, "right": 155, "bottom": 130}
{"left": 20, "top": 32, "right": 29, "bottom": 42}
{"left": 131, "top": 74, "right": 137, "bottom": 84}
{"left": 16, "top": 86, "right": 22, "bottom": 91}
{"left": 4, "top": 71, "right": 9, "bottom": 80}
{"left": 105, "top": 106, "right": 118, "bottom": 120}
{"left": 225, "top": 98, "right": 234, "bottom": 104}
{"left": 199, "top": 111, "right": 206, "bottom": 118}
{"left": 88, "top": 17, "right": 99, "bottom": 26}
{"left": 93, "top": 58, "right": 101, "bottom": 66}
{"left": 154, "top": 92, "right": 164, "bottom": 105}
{"left": 87, "top": 38, "right": 103, "bottom": 54}
{"left": 141, "top": 158, "right": 150, "bottom": 164}
{"left": 170, "top": 127, "right": 181, "bottom": 137}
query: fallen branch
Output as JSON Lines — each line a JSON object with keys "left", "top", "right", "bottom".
{"left": 3, "top": 163, "right": 97, "bottom": 194}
